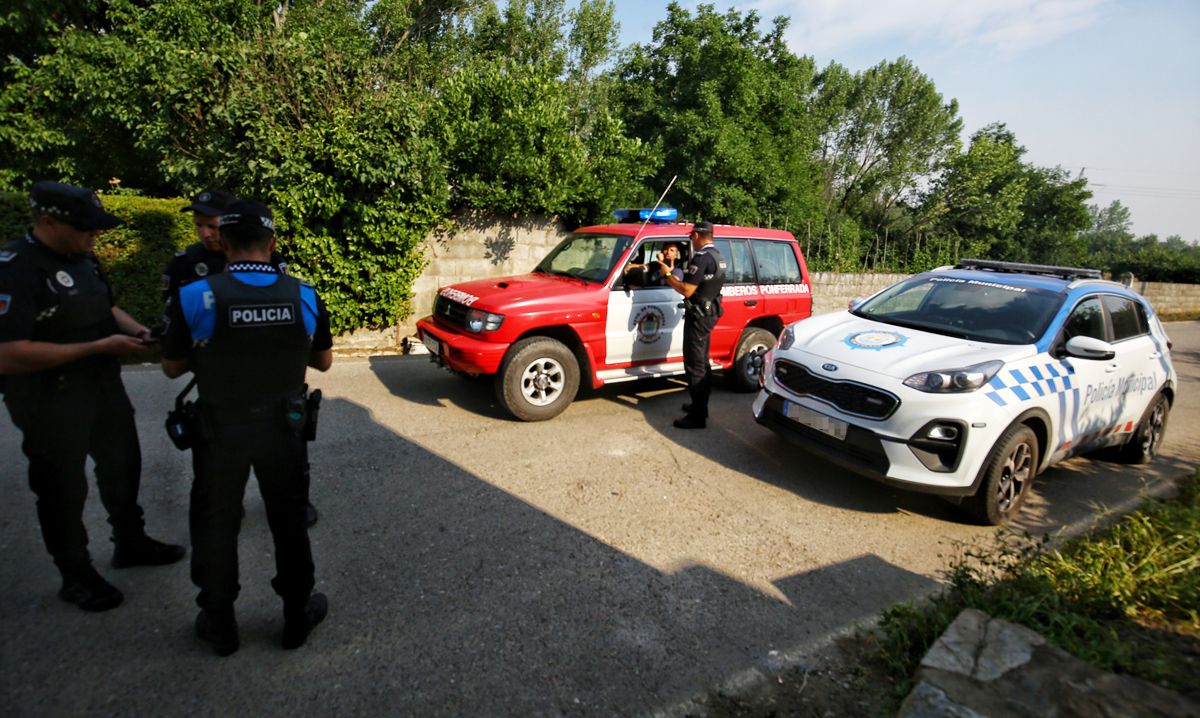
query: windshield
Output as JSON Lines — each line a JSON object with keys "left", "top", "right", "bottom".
{"left": 534, "top": 233, "right": 631, "bottom": 284}
{"left": 851, "top": 275, "right": 1062, "bottom": 344}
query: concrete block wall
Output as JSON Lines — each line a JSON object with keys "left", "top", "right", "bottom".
{"left": 1138, "top": 281, "right": 1200, "bottom": 318}
{"left": 808, "top": 271, "right": 911, "bottom": 315}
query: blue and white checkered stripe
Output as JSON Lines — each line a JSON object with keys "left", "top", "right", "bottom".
{"left": 985, "top": 361, "right": 1075, "bottom": 407}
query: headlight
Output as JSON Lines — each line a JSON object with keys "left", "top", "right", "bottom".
{"left": 903, "top": 360, "right": 1003, "bottom": 393}
{"left": 777, "top": 323, "right": 797, "bottom": 351}
{"left": 465, "top": 309, "right": 504, "bottom": 333}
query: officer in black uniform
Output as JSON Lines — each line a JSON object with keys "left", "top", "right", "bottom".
{"left": 0, "top": 181, "right": 185, "bottom": 612}
{"left": 663, "top": 220, "right": 726, "bottom": 429}
{"left": 163, "top": 188, "right": 318, "bottom": 529}
{"left": 161, "top": 199, "right": 331, "bottom": 656}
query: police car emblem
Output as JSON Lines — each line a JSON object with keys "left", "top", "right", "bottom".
{"left": 844, "top": 330, "right": 907, "bottom": 351}
{"left": 195, "top": 262, "right": 208, "bottom": 277}
{"left": 229, "top": 304, "right": 295, "bottom": 327}
{"left": 634, "top": 306, "right": 667, "bottom": 344}
{"left": 55, "top": 270, "right": 75, "bottom": 288}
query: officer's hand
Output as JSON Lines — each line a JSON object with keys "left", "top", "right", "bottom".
{"left": 98, "top": 334, "right": 150, "bottom": 356}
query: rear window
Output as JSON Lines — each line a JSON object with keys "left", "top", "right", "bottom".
{"left": 750, "top": 240, "right": 802, "bottom": 284}
{"left": 713, "top": 239, "right": 756, "bottom": 284}
{"left": 1104, "top": 295, "right": 1149, "bottom": 341}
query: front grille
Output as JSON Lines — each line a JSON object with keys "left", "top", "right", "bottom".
{"left": 434, "top": 295, "right": 470, "bottom": 329}
{"left": 774, "top": 360, "right": 899, "bottom": 420}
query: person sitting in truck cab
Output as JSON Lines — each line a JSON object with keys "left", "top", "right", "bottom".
{"left": 623, "top": 243, "right": 684, "bottom": 287}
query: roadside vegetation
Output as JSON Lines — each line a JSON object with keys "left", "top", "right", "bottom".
{"left": 698, "top": 471, "right": 1200, "bottom": 717}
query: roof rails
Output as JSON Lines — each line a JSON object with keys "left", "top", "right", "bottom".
{"left": 955, "top": 258, "right": 1102, "bottom": 281}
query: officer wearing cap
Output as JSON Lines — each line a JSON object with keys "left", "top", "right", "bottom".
{"left": 164, "top": 188, "right": 319, "bottom": 529}
{"left": 663, "top": 220, "right": 726, "bottom": 429}
{"left": 0, "top": 181, "right": 185, "bottom": 612}
{"left": 161, "top": 199, "right": 331, "bottom": 656}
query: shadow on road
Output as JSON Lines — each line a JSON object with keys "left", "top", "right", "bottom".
{"left": 0, "top": 392, "right": 938, "bottom": 716}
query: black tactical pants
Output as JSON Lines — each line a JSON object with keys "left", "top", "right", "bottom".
{"left": 190, "top": 403, "right": 314, "bottom": 612}
{"left": 4, "top": 369, "right": 146, "bottom": 579}
{"left": 683, "top": 313, "right": 719, "bottom": 419}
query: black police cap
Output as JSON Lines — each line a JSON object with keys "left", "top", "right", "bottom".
{"left": 181, "top": 188, "right": 237, "bottom": 217}
{"left": 220, "top": 199, "right": 275, "bottom": 233}
{"left": 29, "top": 181, "right": 122, "bottom": 231}
{"left": 692, "top": 220, "right": 714, "bottom": 235}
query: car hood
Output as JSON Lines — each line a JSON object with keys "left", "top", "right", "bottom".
{"left": 785, "top": 311, "right": 1035, "bottom": 379}
{"left": 438, "top": 272, "right": 595, "bottom": 311}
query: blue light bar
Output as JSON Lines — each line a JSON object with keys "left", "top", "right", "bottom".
{"left": 613, "top": 208, "right": 679, "bottom": 223}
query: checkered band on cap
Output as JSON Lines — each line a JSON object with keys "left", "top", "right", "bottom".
{"left": 220, "top": 213, "right": 275, "bottom": 231}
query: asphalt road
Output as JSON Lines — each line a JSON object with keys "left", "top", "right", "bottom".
{"left": 2, "top": 322, "right": 1197, "bottom": 717}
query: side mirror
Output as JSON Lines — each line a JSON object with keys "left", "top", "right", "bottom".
{"left": 848, "top": 297, "right": 864, "bottom": 310}
{"left": 1065, "top": 335, "right": 1116, "bottom": 361}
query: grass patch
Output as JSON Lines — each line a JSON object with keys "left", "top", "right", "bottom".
{"left": 872, "top": 471, "right": 1200, "bottom": 706}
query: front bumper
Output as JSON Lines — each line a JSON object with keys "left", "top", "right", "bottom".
{"left": 416, "top": 318, "right": 509, "bottom": 375}
{"left": 753, "top": 390, "right": 984, "bottom": 496}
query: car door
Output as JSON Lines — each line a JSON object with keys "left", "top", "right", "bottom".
{"left": 1058, "top": 295, "right": 1121, "bottom": 451}
{"left": 603, "top": 238, "right": 687, "bottom": 367}
{"left": 1102, "top": 294, "right": 1165, "bottom": 436}
{"left": 712, "top": 238, "right": 757, "bottom": 358}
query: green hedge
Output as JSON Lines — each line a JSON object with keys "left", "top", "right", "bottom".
{"left": 1, "top": 192, "right": 194, "bottom": 326}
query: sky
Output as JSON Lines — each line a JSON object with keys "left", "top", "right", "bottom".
{"left": 605, "top": 0, "right": 1200, "bottom": 242}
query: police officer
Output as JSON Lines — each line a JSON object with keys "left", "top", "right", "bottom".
{"left": 663, "top": 220, "right": 726, "bottom": 429}
{"left": 160, "top": 199, "right": 331, "bottom": 656}
{"left": 0, "top": 181, "right": 185, "bottom": 612}
{"left": 163, "top": 189, "right": 319, "bottom": 528}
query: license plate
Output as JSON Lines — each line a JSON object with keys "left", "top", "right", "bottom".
{"left": 784, "top": 401, "right": 848, "bottom": 440}
{"left": 422, "top": 333, "right": 440, "bottom": 356}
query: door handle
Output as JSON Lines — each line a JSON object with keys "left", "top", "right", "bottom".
{"left": 744, "top": 300, "right": 758, "bottom": 307}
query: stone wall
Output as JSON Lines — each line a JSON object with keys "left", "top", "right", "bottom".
{"left": 334, "top": 214, "right": 1200, "bottom": 350}
{"left": 1137, "top": 280, "right": 1200, "bottom": 319}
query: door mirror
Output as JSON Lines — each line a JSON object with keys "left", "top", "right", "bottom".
{"left": 1065, "top": 335, "right": 1116, "bottom": 361}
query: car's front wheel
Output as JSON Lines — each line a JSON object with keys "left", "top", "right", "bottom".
{"left": 496, "top": 337, "right": 580, "bottom": 421}
{"left": 964, "top": 424, "right": 1039, "bottom": 525}
{"left": 728, "top": 327, "right": 776, "bottom": 392}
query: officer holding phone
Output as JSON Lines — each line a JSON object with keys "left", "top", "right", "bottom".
{"left": 0, "top": 181, "right": 185, "bottom": 612}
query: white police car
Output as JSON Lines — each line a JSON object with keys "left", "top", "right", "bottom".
{"left": 753, "top": 259, "right": 1176, "bottom": 524}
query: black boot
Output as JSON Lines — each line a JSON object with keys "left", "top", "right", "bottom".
{"left": 282, "top": 593, "right": 328, "bottom": 650}
{"left": 673, "top": 414, "right": 707, "bottom": 429}
{"left": 112, "top": 535, "right": 186, "bottom": 569}
{"left": 59, "top": 567, "right": 124, "bottom": 612}
{"left": 195, "top": 608, "right": 239, "bottom": 657}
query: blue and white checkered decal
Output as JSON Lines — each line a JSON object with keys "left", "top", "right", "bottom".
{"left": 985, "top": 360, "right": 1075, "bottom": 406}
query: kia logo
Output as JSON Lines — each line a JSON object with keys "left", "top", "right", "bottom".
{"left": 822, "top": 363, "right": 838, "bottom": 372}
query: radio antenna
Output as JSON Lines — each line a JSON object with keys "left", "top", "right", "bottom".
{"left": 633, "top": 175, "right": 678, "bottom": 244}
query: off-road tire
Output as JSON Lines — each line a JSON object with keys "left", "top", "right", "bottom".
{"left": 495, "top": 337, "right": 580, "bottom": 421}
{"left": 728, "top": 327, "right": 776, "bottom": 392}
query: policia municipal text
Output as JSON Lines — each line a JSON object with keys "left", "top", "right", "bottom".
{"left": 161, "top": 199, "right": 332, "bottom": 656}
{"left": 0, "top": 182, "right": 185, "bottom": 612}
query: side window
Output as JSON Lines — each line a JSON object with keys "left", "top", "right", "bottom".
{"left": 1063, "top": 297, "right": 1107, "bottom": 341}
{"left": 1103, "top": 295, "right": 1147, "bottom": 341}
{"left": 714, "top": 239, "right": 755, "bottom": 284}
{"left": 750, "top": 240, "right": 802, "bottom": 284}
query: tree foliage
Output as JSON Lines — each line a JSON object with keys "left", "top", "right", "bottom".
{"left": 0, "top": 0, "right": 1191, "bottom": 335}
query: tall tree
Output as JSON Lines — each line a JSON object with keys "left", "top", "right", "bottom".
{"left": 612, "top": 2, "right": 822, "bottom": 229}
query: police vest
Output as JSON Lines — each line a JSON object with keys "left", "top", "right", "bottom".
{"left": 4, "top": 235, "right": 119, "bottom": 371}
{"left": 691, "top": 246, "right": 727, "bottom": 302}
{"left": 192, "top": 272, "right": 311, "bottom": 410}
